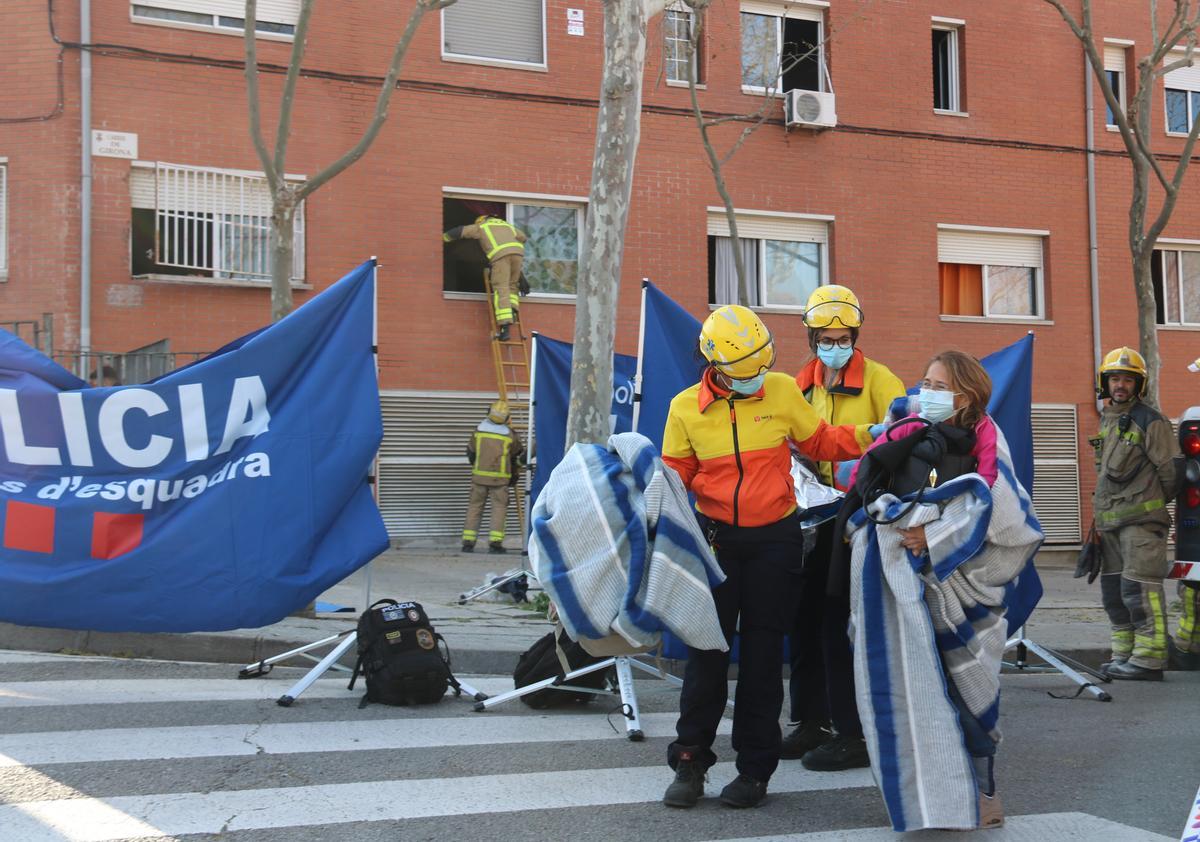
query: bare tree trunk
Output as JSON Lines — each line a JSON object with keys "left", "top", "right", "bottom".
{"left": 271, "top": 198, "right": 297, "bottom": 323}
{"left": 565, "top": 0, "right": 652, "bottom": 447}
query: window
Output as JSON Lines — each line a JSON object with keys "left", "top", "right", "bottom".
{"left": 0, "top": 162, "right": 6, "bottom": 279}
{"left": 1104, "top": 43, "right": 1129, "bottom": 127}
{"left": 442, "top": 0, "right": 545, "bottom": 68}
{"left": 131, "top": 2, "right": 298, "bottom": 36}
{"left": 707, "top": 210, "right": 829, "bottom": 308}
{"left": 932, "top": 21, "right": 962, "bottom": 112}
{"left": 740, "top": 1, "right": 825, "bottom": 94}
{"left": 129, "top": 162, "right": 305, "bottom": 283}
{"left": 938, "top": 227, "right": 1045, "bottom": 319}
{"left": 1152, "top": 247, "right": 1200, "bottom": 325}
{"left": 443, "top": 196, "right": 583, "bottom": 296}
{"left": 665, "top": 5, "right": 703, "bottom": 84}
{"left": 1164, "top": 50, "right": 1200, "bottom": 133}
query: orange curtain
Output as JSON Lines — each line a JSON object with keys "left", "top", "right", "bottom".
{"left": 939, "top": 263, "right": 983, "bottom": 316}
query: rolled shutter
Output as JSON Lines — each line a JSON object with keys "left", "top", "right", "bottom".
{"left": 136, "top": 0, "right": 299, "bottom": 25}
{"left": 0, "top": 164, "right": 6, "bottom": 275}
{"left": 1031, "top": 404, "right": 1082, "bottom": 544}
{"left": 443, "top": 0, "right": 545, "bottom": 65}
{"left": 938, "top": 228, "right": 1043, "bottom": 268}
{"left": 1165, "top": 53, "right": 1200, "bottom": 90}
{"left": 707, "top": 211, "right": 828, "bottom": 243}
{"left": 378, "top": 392, "right": 530, "bottom": 539}
{"left": 1103, "top": 45, "right": 1126, "bottom": 73}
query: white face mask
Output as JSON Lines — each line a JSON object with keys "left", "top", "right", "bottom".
{"left": 730, "top": 372, "right": 767, "bottom": 395}
{"left": 918, "top": 388, "right": 958, "bottom": 423}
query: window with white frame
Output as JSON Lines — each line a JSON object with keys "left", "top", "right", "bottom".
{"left": 707, "top": 210, "right": 829, "bottom": 308}
{"left": 932, "top": 20, "right": 963, "bottom": 112}
{"left": 129, "top": 162, "right": 305, "bottom": 282}
{"left": 665, "top": 5, "right": 704, "bottom": 84}
{"left": 1104, "top": 43, "right": 1129, "bottom": 127}
{"left": 938, "top": 227, "right": 1045, "bottom": 319}
{"left": 1165, "top": 50, "right": 1200, "bottom": 133}
{"left": 442, "top": 195, "right": 583, "bottom": 296}
{"left": 131, "top": 1, "right": 298, "bottom": 36}
{"left": 1152, "top": 246, "right": 1200, "bottom": 325}
{"left": 442, "top": 0, "right": 545, "bottom": 68}
{"left": 0, "top": 162, "right": 7, "bottom": 279}
{"left": 740, "top": 1, "right": 825, "bottom": 95}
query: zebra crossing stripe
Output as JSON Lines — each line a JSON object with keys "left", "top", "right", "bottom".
{"left": 0, "top": 761, "right": 875, "bottom": 841}
{"left": 0, "top": 711, "right": 719, "bottom": 766}
{"left": 715, "top": 813, "right": 1174, "bottom": 841}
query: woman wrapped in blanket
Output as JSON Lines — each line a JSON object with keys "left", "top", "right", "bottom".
{"left": 843, "top": 351, "right": 1043, "bottom": 831}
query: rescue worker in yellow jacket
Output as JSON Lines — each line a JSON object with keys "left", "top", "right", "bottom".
{"left": 661, "top": 305, "right": 875, "bottom": 810}
{"left": 444, "top": 215, "right": 528, "bottom": 341}
{"left": 1093, "top": 347, "right": 1179, "bottom": 680}
{"left": 784, "top": 285, "right": 905, "bottom": 771}
{"left": 462, "top": 400, "right": 525, "bottom": 554}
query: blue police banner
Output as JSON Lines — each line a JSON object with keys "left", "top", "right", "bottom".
{"left": 637, "top": 282, "right": 705, "bottom": 450}
{"left": 531, "top": 335, "right": 637, "bottom": 505}
{"left": 0, "top": 260, "right": 388, "bottom": 632}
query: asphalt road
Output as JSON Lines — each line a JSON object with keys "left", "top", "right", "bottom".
{"left": 0, "top": 650, "right": 1195, "bottom": 841}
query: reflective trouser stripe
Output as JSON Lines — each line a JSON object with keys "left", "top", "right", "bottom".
{"left": 1131, "top": 588, "right": 1167, "bottom": 667}
{"left": 1111, "top": 628, "right": 1134, "bottom": 659}
{"left": 493, "top": 290, "right": 519, "bottom": 321}
{"left": 462, "top": 529, "right": 477, "bottom": 541}
{"left": 1097, "top": 498, "right": 1165, "bottom": 523}
{"left": 1177, "top": 583, "right": 1200, "bottom": 649}
{"left": 488, "top": 530, "right": 505, "bottom": 542}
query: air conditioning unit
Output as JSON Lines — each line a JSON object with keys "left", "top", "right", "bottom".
{"left": 785, "top": 89, "right": 837, "bottom": 129}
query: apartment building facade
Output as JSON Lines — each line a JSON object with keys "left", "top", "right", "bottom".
{"left": 4, "top": 0, "right": 1200, "bottom": 541}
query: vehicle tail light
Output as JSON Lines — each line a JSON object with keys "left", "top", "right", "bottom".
{"left": 1185, "top": 432, "right": 1200, "bottom": 457}
{"left": 1187, "top": 487, "right": 1200, "bottom": 509}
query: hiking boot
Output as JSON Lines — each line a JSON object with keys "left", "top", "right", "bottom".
{"left": 719, "top": 773, "right": 767, "bottom": 808}
{"left": 978, "top": 791, "right": 1004, "bottom": 829}
{"left": 1168, "top": 637, "right": 1200, "bottom": 671}
{"left": 663, "top": 757, "right": 706, "bottom": 808}
{"left": 461, "top": 542, "right": 474, "bottom": 553}
{"left": 780, "top": 719, "right": 833, "bottom": 760}
{"left": 1105, "top": 661, "right": 1164, "bottom": 681}
{"left": 495, "top": 324, "right": 511, "bottom": 342}
{"left": 801, "top": 734, "right": 870, "bottom": 771}
{"left": 488, "top": 542, "right": 507, "bottom": 554}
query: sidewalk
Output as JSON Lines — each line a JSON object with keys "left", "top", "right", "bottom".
{"left": 0, "top": 544, "right": 1138, "bottom": 675}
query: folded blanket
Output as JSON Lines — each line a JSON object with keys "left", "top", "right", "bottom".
{"left": 847, "top": 426, "right": 1043, "bottom": 831}
{"left": 530, "top": 432, "right": 728, "bottom": 653}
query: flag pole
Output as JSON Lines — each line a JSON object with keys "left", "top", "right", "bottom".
{"left": 364, "top": 256, "right": 380, "bottom": 611}
{"left": 524, "top": 332, "right": 539, "bottom": 552}
{"left": 631, "top": 279, "right": 649, "bottom": 434}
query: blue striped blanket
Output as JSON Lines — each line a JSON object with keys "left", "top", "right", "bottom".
{"left": 529, "top": 432, "right": 728, "bottom": 652}
{"left": 847, "top": 429, "right": 1043, "bottom": 831}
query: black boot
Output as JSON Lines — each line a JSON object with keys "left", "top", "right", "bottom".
{"left": 780, "top": 719, "right": 833, "bottom": 760}
{"left": 488, "top": 542, "right": 507, "bottom": 554}
{"left": 1168, "top": 638, "right": 1200, "bottom": 671}
{"left": 461, "top": 541, "right": 474, "bottom": 553}
{"left": 719, "top": 773, "right": 767, "bottom": 808}
{"left": 1105, "top": 661, "right": 1164, "bottom": 681}
{"left": 495, "top": 324, "right": 510, "bottom": 341}
{"left": 663, "top": 757, "right": 707, "bottom": 808}
{"left": 801, "top": 733, "right": 870, "bottom": 771}
{"left": 1099, "top": 656, "right": 1127, "bottom": 673}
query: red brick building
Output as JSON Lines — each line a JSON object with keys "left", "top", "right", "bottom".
{"left": 4, "top": 0, "right": 1200, "bottom": 541}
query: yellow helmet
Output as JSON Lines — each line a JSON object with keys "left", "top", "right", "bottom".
{"left": 488, "top": 400, "right": 510, "bottom": 423}
{"left": 1097, "top": 346, "right": 1148, "bottom": 398}
{"left": 699, "top": 305, "right": 776, "bottom": 380}
{"left": 803, "top": 285, "right": 863, "bottom": 329}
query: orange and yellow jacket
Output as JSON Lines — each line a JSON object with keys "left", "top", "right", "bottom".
{"left": 795, "top": 349, "right": 906, "bottom": 486}
{"left": 662, "top": 369, "right": 874, "bottom": 527}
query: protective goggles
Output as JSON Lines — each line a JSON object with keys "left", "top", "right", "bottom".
{"left": 712, "top": 338, "right": 777, "bottom": 379}
{"left": 803, "top": 301, "right": 864, "bottom": 330}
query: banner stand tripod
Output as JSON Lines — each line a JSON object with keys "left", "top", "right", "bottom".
{"left": 1003, "top": 626, "right": 1112, "bottom": 702}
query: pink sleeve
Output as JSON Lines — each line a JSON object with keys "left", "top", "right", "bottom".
{"left": 846, "top": 416, "right": 925, "bottom": 487}
{"left": 973, "top": 416, "right": 999, "bottom": 486}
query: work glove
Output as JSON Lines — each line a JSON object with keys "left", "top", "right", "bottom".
{"left": 868, "top": 423, "right": 887, "bottom": 440}
{"left": 518, "top": 272, "right": 531, "bottom": 296}
{"left": 835, "top": 460, "right": 857, "bottom": 489}
{"left": 1073, "top": 526, "right": 1101, "bottom": 584}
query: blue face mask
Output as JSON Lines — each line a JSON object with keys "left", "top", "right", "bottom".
{"left": 730, "top": 373, "right": 767, "bottom": 395}
{"left": 918, "top": 388, "right": 958, "bottom": 423}
{"left": 817, "top": 345, "right": 854, "bottom": 371}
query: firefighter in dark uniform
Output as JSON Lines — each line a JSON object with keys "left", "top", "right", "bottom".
{"left": 444, "top": 216, "right": 528, "bottom": 341}
{"left": 462, "top": 400, "right": 525, "bottom": 554}
{"left": 1092, "top": 347, "right": 1179, "bottom": 680}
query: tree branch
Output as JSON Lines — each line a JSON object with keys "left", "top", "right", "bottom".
{"left": 243, "top": 0, "right": 281, "bottom": 193}
{"left": 272, "top": 0, "right": 316, "bottom": 177}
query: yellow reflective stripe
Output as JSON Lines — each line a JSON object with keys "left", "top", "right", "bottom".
{"left": 473, "top": 432, "right": 512, "bottom": 477}
{"left": 1111, "top": 628, "right": 1133, "bottom": 657}
{"left": 1097, "top": 427, "right": 1144, "bottom": 445}
{"left": 480, "top": 221, "right": 524, "bottom": 260}
{"left": 1180, "top": 587, "right": 1198, "bottom": 644}
{"left": 1097, "top": 499, "right": 1165, "bottom": 522}
{"left": 462, "top": 530, "right": 477, "bottom": 540}
{"left": 488, "top": 530, "right": 505, "bottom": 541}
{"left": 1133, "top": 590, "right": 1167, "bottom": 660}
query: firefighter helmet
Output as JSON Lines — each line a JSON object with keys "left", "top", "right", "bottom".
{"left": 1097, "top": 346, "right": 1148, "bottom": 398}
{"left": 699, "top": 305, "right": 776, "bottom": 380}
{"left": 488, "top": 400, "right": 510, "bottom": 423}
{"left": 803, "top": 285, "right": 864, "bottom": 330}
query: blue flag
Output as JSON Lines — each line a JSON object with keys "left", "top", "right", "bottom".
{"left": 980, "top": 334, "right": 1035, "bottom": 496}
{"left": 530, "top": 335, "right": 638, "bottom": 506}
{"left": 637, "top": 282, "right": 705, "bottom": 449}
{"left": 0, "top": 260, "right": 388, "bottom": 632}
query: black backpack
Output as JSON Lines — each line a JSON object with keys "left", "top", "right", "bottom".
{"left": 349, "top": 599, "right": 461, "bottom": 706}
{"left": 513, "top": 627, "right": 613, "bottom": 709}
